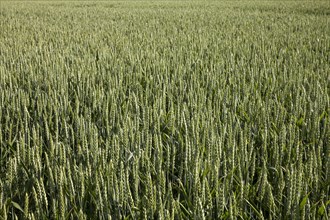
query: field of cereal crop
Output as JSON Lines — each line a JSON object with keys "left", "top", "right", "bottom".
{"left": 0, "top": 1, "right": 329, "bottom": 219}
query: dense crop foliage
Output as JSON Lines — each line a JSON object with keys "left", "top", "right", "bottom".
{"left": 0, "top": 1, "right": 329, "bottom": 219}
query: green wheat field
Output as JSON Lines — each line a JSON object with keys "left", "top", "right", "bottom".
{"left": 0, "top": 1, "right": 329, "bottom": 219}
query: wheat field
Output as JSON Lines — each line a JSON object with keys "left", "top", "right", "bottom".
{"left": 0, "top": 1, "right": 329, "bottom": 219}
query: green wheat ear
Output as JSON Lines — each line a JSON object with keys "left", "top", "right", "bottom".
{"left": 24, "top": 193, "right": 29, "bottom": 218}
